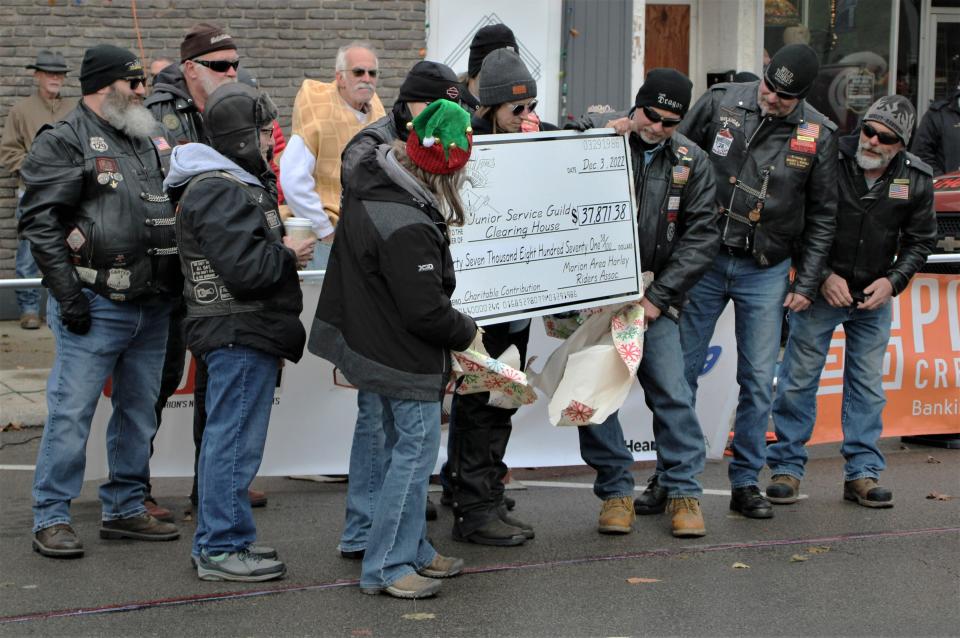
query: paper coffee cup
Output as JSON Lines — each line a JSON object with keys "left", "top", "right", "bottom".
{"left": 283, "top": 217, "right": 316, "bottom": 241}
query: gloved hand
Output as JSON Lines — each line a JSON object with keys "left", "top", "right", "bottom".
{"left": 564, "top": 115, "right": 595, "bottom": 132}
{"left": 59, "top": 290, "right": 91, "bottom": 335}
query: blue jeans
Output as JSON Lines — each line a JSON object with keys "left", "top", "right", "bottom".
{"left": 578, "top": 412, "right": 635, "bottom": 500}
{"left": 360, "top": 395, "right": 439, "bottom": 590}
{"left": 193, "top": 345, "right": 278, "bottom": 556}
{"left": 15, "top": 199, "right": 40, "bottom": 315}
{"left": 680, "top": 252, "right": 791, "bottom": 488}
{"left": 32, "top": 291, "right": 171, "bottom": 532}
{"left": 769, "top": 297, "right": 892, "bottom": 482}
{"left": 339, "top": 390, "right": 386, "bottom": 553}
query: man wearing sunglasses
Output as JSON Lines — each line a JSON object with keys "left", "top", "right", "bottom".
{"left": 18, "top": 45, "right": 181, "bottom": 558}
{"left": 767, "top": 96, "right": 936, "bottom": 509}
{"left": 281, "top": 42, "right": 385, "bottom": 260}
{"left": 677, "top": 43, "right": 838, "bottom": 520}
{"left": 568, "top": 69, "right": 721, "bottom": 538}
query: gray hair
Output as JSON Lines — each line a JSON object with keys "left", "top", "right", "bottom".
{"left": 335, "top": 42, "right": 378, "bottom": 72}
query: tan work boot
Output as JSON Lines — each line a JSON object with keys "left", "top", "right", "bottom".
{"left": 598, "top": 496, "right": 635, "bottom": 534}
{"left": 766, "top": 474, "right": 801, "bottom": 504}
{"left": 417, "top": 553, "right": 464, "bottom": 578}
{"left": 667, "top": 497, "right": 706, "bottom": 537}
{"left": 843, "top": 477, "right": 893, "bottom": 508}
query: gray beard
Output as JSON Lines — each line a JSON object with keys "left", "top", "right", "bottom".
{"left": 198, "top": 73, "right": 235, "bottom": 101}
{"left": 855, "top": 144, "right": 890, "bottom": 171}
{"left": 101, "top": 92, "right": 157, "bottom": 138}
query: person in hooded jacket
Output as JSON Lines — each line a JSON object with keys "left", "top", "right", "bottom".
{"left": 309, "top": 100, "right": 477, "bottom": 600}
{"left": 911, "top": 84, "right": 960, "bottom": 176}
{"left": 441, "top": 48, "right": 555, "bottom": 548}
{"left": 165, "top": 83, "right": 315, "bottom": 582}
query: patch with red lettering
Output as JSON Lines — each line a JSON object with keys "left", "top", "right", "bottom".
{"left": 666, "top": 211, "right": 678, "bottom": 223}
{"left": 789, "top": 136, "right": 817, "bottom": 154}
{"left": 95, "top": 157, "right": 118, "bottom": 173}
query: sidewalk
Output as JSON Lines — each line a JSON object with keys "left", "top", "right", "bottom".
{"left": 0, "top": 320, "right": 54, "bottom": 427}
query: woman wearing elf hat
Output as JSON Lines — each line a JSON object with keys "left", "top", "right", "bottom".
{"left": 308, "top": 100, "right": 479, "bottom": 599}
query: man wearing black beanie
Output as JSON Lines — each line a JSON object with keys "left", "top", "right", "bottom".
{"left": 18, "top": 44, "right": 181, "bottom": 558}
{"left": 676, "top": 43, "right": 838, "bottom": 520}
{"left": 459, "top": 23, "right": 519, "bottom": 111}
{"left": 331, "top": 59, "right": 464, "bottom": 558}
{"left": 569, "top": 69, "right": 721, "bottom": 538}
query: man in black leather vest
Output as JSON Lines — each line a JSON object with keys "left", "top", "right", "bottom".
{"left": 19, "top": 44, "right": 181, "bottom": 558}
{"left": 767, "top": 96, "right": 936, "bottom": 509}
{"left": 166, "top": 83, "right": 313, "bottom": 581}
{"left": 677, "top": 44, "right": 838, "bottom": 519}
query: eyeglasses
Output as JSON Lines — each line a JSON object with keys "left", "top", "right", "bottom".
{"left": 350, "top": 67, "right": 378, "bottom": 78}
{"left": 861, "top": 122, "right": 901, "bottom": 145}
{"left": 642, "top": 105, "right": 682, "bottom": 128}
{"left": 510, "top": 100, "right": 538, "bottom": 116}
{"left": 762, "top": 77, "right": 800, "bottom": 101}
{"left": 192, "top": 58, "right": 240, "bottom": 73}
{"left": 127, "top": 78, "right": 145, "bottom": 90}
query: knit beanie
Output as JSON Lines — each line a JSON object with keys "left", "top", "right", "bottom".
{"left": 763, "top": 44, "right": 820, "bottom": 98}
{"left": 863, "top": 95, "right": 916, "bottom": 146}
{"left": 80, "top": 45, "right": 144, "bottom": 95}
{"left": 478, "top": 48, "right": 536, "bottom": 107}
{"left": 468, "top": 24, "right": 518, "bottom": 78}
{"left": 398, "top": 61, "right": 463, "bottom": 104}
{"left": 180, "top": 23, "right": 237, "bottom": 62}
{"left": 633, "top": 68, "right": 693, "bottom": 117}
{"left": 405, "top": 99, "right": 472, "bottom": 174}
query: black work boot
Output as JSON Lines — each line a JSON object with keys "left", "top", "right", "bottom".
{"left": 634, "top": 476, "right": 668, "bottom": 515}
{"left": 498, "top": 504, "right": 534, "bottom": 539}
{"left": 730, "top": 485, "right": 774, "bottom": 519}
{"left": 453, "top": 518, "right": 527, "bottom": 546}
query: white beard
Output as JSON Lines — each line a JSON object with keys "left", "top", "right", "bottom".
{"left": 855, "top": 141, "right": 893, "bottom": 171}
{"left": 101, "top": 91, "right": 158, "bottom": 138}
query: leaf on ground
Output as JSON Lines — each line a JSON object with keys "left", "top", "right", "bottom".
{"left": 732, "top": 562, "right": 750, "bottom": 569}
{"left": 0, "top": 582, "right": 14, "bottom": 588}
{"left": 626, "top": 577, "right": 661, "bottom": 584}
{"left": 402, "top": 612, "right": 436, "bottom": 621}
{"left": 805, "top": 546, "right": 831, "bottom": 554}
{"left": 926, "top": 492, "right": 953, "bottom": 501}
{"left": 926, "top": 455, "right": 942, "bottom": 464}
{"left": 21, "top": 585, "right": 38, "bottom": 589}
{"left": 1, "top": 421, "right": 23, "bottom": 432}
{"left": 790, "top": 554, "right": 809, "bottom": 562}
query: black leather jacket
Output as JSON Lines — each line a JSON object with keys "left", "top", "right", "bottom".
{"left": 629, "top": 131, "right": 720, "bottom": 320}
{"left": 679, "top": 81, "right": 838, "bottom": 299}
{"left": 911, "top": 91, "right": 960, "bottom": 177}
{"left": 830, "top": 134, "right": 937, "bottom": 297}
{"left": 145, "top": 65, "right": 207, "bottom": 147}
{"left": 18, "top": 101, "right": 179, "bottom": 303}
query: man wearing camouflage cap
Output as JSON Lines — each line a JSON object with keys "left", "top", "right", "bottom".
{"left": 766, "top": 95, "right": 936, "bottom": 509}
{"left": 674, "top": 44, "right": 837, "bottom": 519}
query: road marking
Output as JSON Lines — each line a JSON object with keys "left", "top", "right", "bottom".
{"left": 518, "top": 480, "right": 808, "bottom": 499}
{"left": 0, "top": 464, "right": 35, "bottom": 471}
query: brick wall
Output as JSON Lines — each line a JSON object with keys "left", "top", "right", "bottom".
{"left": 0, "top": 0, "right": 427, "bottom": 279}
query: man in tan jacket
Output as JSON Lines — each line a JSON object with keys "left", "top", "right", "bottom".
{"left": 1, "top": 51, "right": 74, "bottom": 329}
{"left": 280, "top": 42, "right": 385, "bottom": 267}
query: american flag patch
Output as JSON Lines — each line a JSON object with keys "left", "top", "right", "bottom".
{"left": 672, "top": 166, "right": 690, "bottom": 184}
{"left": 888, "top": 183, "right": 909, "bottom": 199}
{"left": 152, "top": 136, "right": 171, "bottom": 152}
{"left": 797, "top": 122, "right": 821, "bottom": 139}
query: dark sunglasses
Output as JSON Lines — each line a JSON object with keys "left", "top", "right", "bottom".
{"left": 192, "top": 58, "right": 240, "bottom": 73}
{"left": 642, "top": 105, "right": 682, "bottom": 128}
{"left": 762, "top": 77, "right": 800, "bottom": 101}
{"left": 127, "top": 77, "right": 145, "bottom": 90}
{"left": 350, "top": 67, "right": 378, "bottom": 78}
{"left": 510, "top": 99, "right": 538, "bottom": 116}
{"left": 861, "top": 122, "right": 901, "bottom": 145}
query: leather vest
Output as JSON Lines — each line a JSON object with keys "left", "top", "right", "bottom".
{"left": 55, "top": 106, "right": 177, "bottom": 301}
{"left": 176, "top": 171, "right": 284, "bottom": 317}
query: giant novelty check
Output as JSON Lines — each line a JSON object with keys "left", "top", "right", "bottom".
{"left": 449, "top": 129, "right": 641, "bottom": 325}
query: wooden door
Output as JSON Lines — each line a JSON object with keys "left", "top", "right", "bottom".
{"left": 645, "top": 4, "right": 690, "bottom": 74}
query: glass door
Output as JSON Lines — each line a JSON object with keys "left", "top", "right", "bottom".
{"left": 920, "top": 10, "right": 960, "bottom": 114}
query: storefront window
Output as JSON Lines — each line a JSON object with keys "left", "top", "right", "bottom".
{"left": 763, "top": 0, "right": 894, "bottom": 134}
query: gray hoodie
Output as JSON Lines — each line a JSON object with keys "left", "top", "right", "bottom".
{"left": 163, "top": 143, "right": 262, "bottom": 192}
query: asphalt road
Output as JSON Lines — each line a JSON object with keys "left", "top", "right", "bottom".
{"left": 0, "top": 432, "right": 957, "bottom": 637}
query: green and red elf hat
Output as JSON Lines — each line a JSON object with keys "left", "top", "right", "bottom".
{"left": 405, "top": 99, "right": 473, "bottom": 174}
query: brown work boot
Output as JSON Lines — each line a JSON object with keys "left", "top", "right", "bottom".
{"left": 20, "top": 313, "right": 41, "bottom": 330}
{"left": 33, "top": 524, "right": 84, "bottom": 558}
{"left": 598, "top": 496, "right": 635, "bottom": 534}
{"left": 144, "top": 497, "right": 175, "bottom": 523}
{"left": 99, "top": 512, "right": 180, "bottom": 541}
{"left": 667, "top": 497, "right": 706, "bottom": 538}
{"left": 766, "top": 475, "right": 801, "bottom": 504}
{"left": 361, "top": 573, "right": 442, "bottom": 599}
{"left": 248, "top": 488, "right": 268, "bottom": 508}
{"left": 843, "top": 477, "right": 893, "bottom": 508}
{"left": 417, "top": 553, "right": 464, "bottom": 578}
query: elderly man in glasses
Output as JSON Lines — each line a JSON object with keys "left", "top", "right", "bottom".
{"left": 18, "top": 45, "right": 181, "bottom": 558}
{"left": 280, "top": 42, "right": 386, "bottom": 264}
{"left": 766, "top": 96, "right": 935, "bottom": 509}
{"left": 674, "top": 44, "right": 838, "bottom": 520}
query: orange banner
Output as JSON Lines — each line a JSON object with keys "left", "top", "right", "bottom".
{"left": 810, "top": 274, "right": 960, "bottom": 443}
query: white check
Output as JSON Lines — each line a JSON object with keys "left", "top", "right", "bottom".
{"left": 450, "top": 129, "right": 641, "bottom": 325}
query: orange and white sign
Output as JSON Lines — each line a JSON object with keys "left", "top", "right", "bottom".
{"left": 810, "top": 274, "right": 960, "bottom": 444}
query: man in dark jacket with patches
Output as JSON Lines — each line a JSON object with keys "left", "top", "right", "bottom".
{"left": 767, "top": 95, "right": 936, "bottom": 509}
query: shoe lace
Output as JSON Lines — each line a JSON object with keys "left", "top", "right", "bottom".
{"left": 606, "top": 497, "right": 631, "bottom": 514}
{"left": 237, "top": 548, "right": 262, "bottom": 563}
{"left": 670, "top": 497, "right": 701, "bottom": 514}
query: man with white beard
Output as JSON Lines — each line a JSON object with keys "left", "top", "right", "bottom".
{"left": 767, "top": 95, "right": 937, "bottom": 509}
{"left": 18, "top": 44, "right": 181, "bottom": 558}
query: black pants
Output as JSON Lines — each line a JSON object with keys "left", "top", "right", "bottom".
{"left": 443, "top": 321, "right": 530, "bottom": 535}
